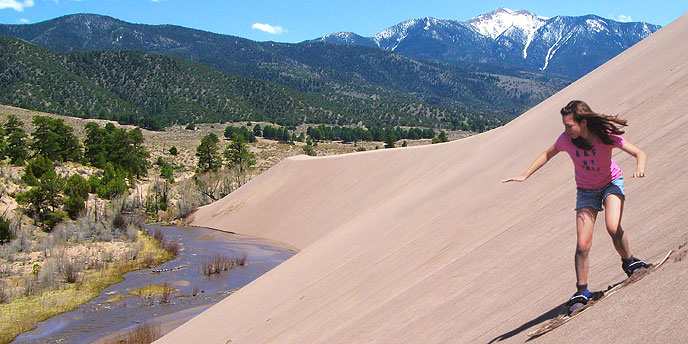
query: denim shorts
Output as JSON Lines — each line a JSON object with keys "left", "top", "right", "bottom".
{"left": 576, "top": 176, "right": 625, "bottom": 211}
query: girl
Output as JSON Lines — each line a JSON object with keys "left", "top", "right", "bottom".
{"left": 502, "top": 100, "right": 649, "bottom": 313}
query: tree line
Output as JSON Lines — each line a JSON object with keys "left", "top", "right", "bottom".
{"left": 223, "top": 123, "right": 438, "bottom": 145}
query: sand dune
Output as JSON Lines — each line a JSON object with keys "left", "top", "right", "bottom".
{"left": 159, "top": 12, "right": 688, "bottom": 343}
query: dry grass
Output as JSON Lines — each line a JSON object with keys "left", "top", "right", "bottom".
{"left": 0, "top": 286, "right": 7, "bottom": 304}
{"left": 201, "top": 253, "right": 247, "bottom": 276}
{"left": 129, "top": 283, "right": 175, "bottom": 302}
{"left": 164, "top": 240, "right": 180, "bottom": 256}
{"left": 106, "top": 294, "right": 128, "bottom": 303}
{"left": 104, "top": 322, "right": 161, "bottom": 344}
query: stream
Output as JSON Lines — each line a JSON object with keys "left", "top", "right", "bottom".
{"left": 12, "top": 225, "right": 296, "bottom": 344}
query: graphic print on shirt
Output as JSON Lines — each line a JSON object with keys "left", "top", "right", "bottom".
{"left": 577, "top": 149, "right": 600, "bottom": 171}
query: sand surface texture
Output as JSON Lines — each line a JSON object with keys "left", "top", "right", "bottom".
{"left": 159, "top": 12, "right": 688, "bottom": 343}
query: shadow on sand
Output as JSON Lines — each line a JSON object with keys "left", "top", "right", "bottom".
{"left": 487, "top": 290, "right": 608, "bottom": 343}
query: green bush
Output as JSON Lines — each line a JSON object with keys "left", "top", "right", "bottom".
{"left": 160, "top": 163, "right": 174, "bottom": 183}
{"left": 97, "top": 163, "right": 128, "bottom": 199}
{"left": 302, "top": 145, "right": 316, "bottom": 156}
{"left": 0, "top": 217, "right": 14, "bottom": 244}
{"left": 63, "top": 195, "right": 86, "bottom": 220}
{"left": 65, "top": 174, "right": 90, "bottom": 199}
{"left": 21, "top": 155, "right": 54, "bottom": 186}
{"left": 43, "top": 211, "right": 67, "bottom": 232}
{"left": 88, "top": 174, "right": 101, "bottom": 194}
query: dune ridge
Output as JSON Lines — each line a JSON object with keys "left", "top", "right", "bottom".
{"left": 159, "top": 12, "right": 688, "bottom": 343}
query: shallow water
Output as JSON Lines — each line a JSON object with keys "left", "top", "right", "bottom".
{"left": 12, "top": 225, "right": 296, "bottom": 344}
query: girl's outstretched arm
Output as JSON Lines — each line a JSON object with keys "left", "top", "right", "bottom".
{"left": 502, "top": 144, "right": 560, "bottom": 183}
{"left": 620, "top": 141, "right": 647, "bottom": 178}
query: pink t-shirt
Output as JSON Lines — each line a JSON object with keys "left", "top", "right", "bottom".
{"left": 554, "top": 133, "right": 626, "bottom": 189}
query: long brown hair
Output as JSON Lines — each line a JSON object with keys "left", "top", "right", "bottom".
{"left": 560, "top": 100, "right": 627, "bottom": 150}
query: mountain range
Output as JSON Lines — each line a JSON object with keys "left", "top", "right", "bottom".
{"left": 0, "top": 9, "right": 659, "bottom": 129}
{"left": 0, "top": 13, "right": 571, "bottom": 124}
{"left": 315, "top": 8, "right": 661, "bottom": 78}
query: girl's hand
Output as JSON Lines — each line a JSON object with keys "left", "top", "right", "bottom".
{"left": 502, "top": 175, "right": 527, "bottom": 183}
{"left": 632, "top": 170, "right": 646, "bottom": 178}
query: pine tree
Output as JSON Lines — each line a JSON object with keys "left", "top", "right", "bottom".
{"left": 84, "top": 122, "right": 107, "bottom": 168}
{"left": 438, "top": 131, "right": 449, "bottom": 143}
{"left": 21, "top": 155, "right": 54, "bottom": 186}
{"left": 126, "top": 128, "right": 149, "bottom": 178}
{"left": 224, "top": 133, "right": 255, "bottom": 186}
{"left": 3, "top": 115, "right": 28, "bottom": 165}
{"left": 196, "top": 133, "right": 222, "bottom": 173}
{"left": 0, "top": 127, "right": 7, "bottom": 161}
{"left": 64, "top": 174, "right": 90, "bottom": 200}
{"left": 30, "top": 116, "right": 82, "bottom": 162}
{"left": 384, "top": 130, "right": 397, "bottom": 148}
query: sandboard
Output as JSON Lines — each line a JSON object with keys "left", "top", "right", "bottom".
{"left": 527, "top": 250, "right": 673, "bottom": 338}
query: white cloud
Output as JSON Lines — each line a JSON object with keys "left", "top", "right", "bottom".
{"left": 617, "top": 14, "right": 633, "bottom": 22}
{"left": 18, "top": 18, "right": 28, "bottom": 23}
{"left": 252, "top": 23, "right": 285, "bottom": 34}
{"left": 0, "top": 0, "right": 34, "bottom": 12}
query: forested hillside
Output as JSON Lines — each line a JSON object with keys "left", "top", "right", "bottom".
{"left": 0, "top": 36, "right": 505, "bottom": 131}
{"left": 0, "top": 37, "right": 506, "bottom": 131}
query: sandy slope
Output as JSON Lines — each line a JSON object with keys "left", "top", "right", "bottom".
{"left": 159, "top": 12, "right": 688, "bottom": 343}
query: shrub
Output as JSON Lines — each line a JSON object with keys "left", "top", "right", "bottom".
{"left": 153, "top": 228, "right": 164, "bottom": 243}
{"left": 0, "top": 285, "right": 8, "bottom": 304}
{"left": 238, "top": 252, "right": 248, "bottom": 266}
{"left": 62, "top": 259, "right": 78, "bottom": 283}
{"left": 63, "top": 195, "right": 86, "bottom": 220}
{"left": 160, "top": 163, "right": 174, "bottom": 184}
{"left": 38, "top": 258, "right": 60, "bottom": 288}
{"left": 21, "top": 155, "right": 54, "bottom": 186}
{"left": 65, "top": 174, "right": 90, "bottom": 199}
{"left": 126, "top": 225, "right": 139, "bottom": 242}
{"left": 21, "top": 278, "right": 41, "bottom": 297}
{"left": 106, "top": 322, "right": 161, "bottom": 344}
{"left": 0, "top": 217, "right": 13, "bottom": 244}
{"left": 201, "top": 254, "right": 245, "bottom": 276}
{"left": 160, "top": 282, "right": 171, "bottom": 304}
{"left": 87, "top": 174, "right": 100, "bottom": 194}
{"left": 143, "top": 254, "right": 154, "bottom": 268}
{"left": 113, "top": 213, "right": 128, "bottom": 231}
{"left": 164, "top": 241, "right": 180, "bottom": 256}
{"left": 302, "top": 145, "right": 316, "bottom": 156}
{"left": 168, "top": 146, "right": 178, "bottom": 156}
{"left": 43, "top": 211, "right": 68, "bottom": 232}
{"left": 97, "top": 163, "right": 129, "bottom": 199}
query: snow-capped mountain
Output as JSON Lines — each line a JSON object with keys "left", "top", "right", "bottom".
{"left": 313, "top": 8, "right": 661, "bottom": 78}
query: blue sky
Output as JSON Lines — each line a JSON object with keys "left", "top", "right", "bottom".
{"left": 1, "top": 1, "right": 686, "bottom": 43}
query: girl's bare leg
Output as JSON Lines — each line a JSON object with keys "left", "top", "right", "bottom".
{"left": 604, "top": 194, "right": 632, "bottom": 259}
{"left": 575, "top": 207, "right": 597, "bottom": 285}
